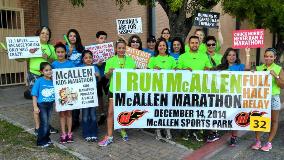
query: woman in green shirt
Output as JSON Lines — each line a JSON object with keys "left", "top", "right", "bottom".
{"left": 98, "top": 39, "right": 136, "bottom": 147}
{"left": 205, "top": 36, "right": 223, "bottom": 67}
{"left": 249, "top": 48, "right": 284, "bottom": 152}
{"left": 148, "top": 38, "right": 176, "bottom": 140}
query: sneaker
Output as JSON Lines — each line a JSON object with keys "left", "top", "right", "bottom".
{"left": 260, "top": 142, "right": 272, "bottom": 152}
{"left": 182, "top": 130, "right": 190, "bottom": 141}
{"left": 67, "top": 133, "right": 74, "bottom": 143}
{"left": 193, "top": 132, "right": 203, "bottom": 142}
{"left": 47, "top": 140, "right": 53, "bottom": 144}
{"left": 60, "top": 134, "right": 67, "bottom": 144}
{"left": 230, "top": 136, "right": 238, "bottom": 147}
{"left": 120, "top": 130, "right": 128, "bottom": 141}
{"left": 34, "top": 128, "right": 39, "bottom": 136}
{"left": 207, "top": 132, "right": 220, "bottom": 143}
{"left": 85, "top": 137, "right": 92, "bottom": 142}
{"left": 40, "top": 143, "right": 50, "bottom": 148}
{"left": 98, "top": 114, "right": 106, "bottom": 126}
{"left": 251, "top": 140, "right": 262, "bottom": 150}
{"left": 50, "top": 126, "right": 59, "bottom": 134}
{"left": 166, "top": 129, "right": 172, "bottom": 140}
{"left": 98, "top": 136, "right": 113, "bottom": 147}
{"left": 91, "top": 137, "right": 98, "bottom": 142}
{"left": 156, "top": 129, "right": 162, "bottom": 140}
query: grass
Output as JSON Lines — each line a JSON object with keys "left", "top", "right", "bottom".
{"left": 0, "top": 119, "right": 79, "bottom": 160}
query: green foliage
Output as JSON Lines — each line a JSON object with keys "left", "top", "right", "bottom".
{"left": 222, "top": 0, "right": 284, "bottom": 36}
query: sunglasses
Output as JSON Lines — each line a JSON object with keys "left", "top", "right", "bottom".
{"left": 131, "top": 40, "right": 139, "bottom": 43}
{"left": 206, "top": 43, "right": 216, "bottom": 47}
{"left": 263, "top": 69, "right": 267, "bottom": 71}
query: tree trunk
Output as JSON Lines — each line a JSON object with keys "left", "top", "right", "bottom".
{"left": 158, "top": 0, "right": 193, "bottom": 41}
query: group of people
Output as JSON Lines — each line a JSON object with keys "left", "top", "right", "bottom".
{"left": 21, "top": 25, "right": 283, "bottom": 152}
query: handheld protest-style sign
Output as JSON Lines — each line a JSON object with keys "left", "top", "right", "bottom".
{"left": 85, "top": 42, "right": 115, "bottom": 64}
{"left": 116, "top": 17, "right": 143, "bottom": 35}
{"left": 6, "top": 36, "right": 42, "bottom": 59}
{"left": 113, "top": 69, "right": 272, "bottom": 131}
{"left": 125, "top": 46, "right": 151, "bottom": 69}
{"left": 194, "top": 12, "right": 220, "bottom": 28}
{"left": 53, "top": 66, "right": 98, "bottom": 112}
{"left": 233, "top": 29, "right": 264, "bottom": 49}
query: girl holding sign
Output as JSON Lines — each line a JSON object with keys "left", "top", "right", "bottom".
{"left": 248, "top": 48, "right": 284, "bottom": 152}
{"left": 148, "top": 38, "right": 176, "bottom": 140}
{"left": 80, "top": 50, "right": 101, "bottom": 142}
{"left": 213, "top": 48, "right": 251, "bottom": 146}
{"left": 31, "top": 62, "right": 54, "bottom": 148}
{"left": 51, "top": 42, "right": 75, "bottom": 144}
{"left": 98, "top": 39, "right": 136, "bottom": 147}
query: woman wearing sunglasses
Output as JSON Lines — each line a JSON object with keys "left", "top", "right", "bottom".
{"left": 128, "top": 35, "right": 143, "bottom": 50}
{"left": 205, "top": 36, "right": 223, "bottom": 67}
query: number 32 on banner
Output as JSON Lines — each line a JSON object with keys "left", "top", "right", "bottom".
{"left": 250, "top": 116, "right": 271, "bottom": 132}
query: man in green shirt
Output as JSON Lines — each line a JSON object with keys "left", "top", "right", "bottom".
{"left": 177, "top": 36, "right": 212, "bottom": 70}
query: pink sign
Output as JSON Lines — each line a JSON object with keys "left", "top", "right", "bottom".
{"left": 85, "top": 42, "right": 115, "bottom": 64}
{"left": 233, "top": 29, "right": 264, "bottom": 49}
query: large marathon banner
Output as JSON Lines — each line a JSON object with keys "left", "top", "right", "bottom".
{"left": 52, "top": 66, "right": 98, "bottom": 112}
{"left": 113, "top": 69, "right": 272, "bottom": 132}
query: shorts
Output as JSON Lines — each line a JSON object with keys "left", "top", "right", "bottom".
{"left": 27, "top": 72, "right": 40, "bottom": 90}
{"left": 108, "top": 92, "right": 113, "bottom": 99}
{"left": 97, "top": 76, "right": 109, "bottom": 97}
{"left": 271, "top": 95, "right": 281, "bottom": 110}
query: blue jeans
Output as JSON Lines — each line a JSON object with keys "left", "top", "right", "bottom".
{"left": 37, "top": 102, "right": 53, "bottom": 146}
{"left": 82, "top": 107, "right": 98, "bottom": 138}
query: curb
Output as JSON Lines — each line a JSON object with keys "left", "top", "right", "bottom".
{"left": 0, "top": 113, "right": 91, "bottom": 160}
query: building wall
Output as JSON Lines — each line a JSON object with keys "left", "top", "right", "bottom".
{"left": 48, "top": 0, "right": 148, "bottom": 47}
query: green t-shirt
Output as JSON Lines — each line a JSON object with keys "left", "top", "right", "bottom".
{"left": 208, "top": 52, "right": 223, "bottom": 67}
{"left": 177, "top": 51, "right": 212, "bottom": 70}
{"left": 256, "top": 63, "right": 282, "bottom": 95}
{"left": 148, "top": 55, "right": 177, "bottom": 69}
{"left": 185, "top": 41, "right": 221, "bottom": 54}
{"left": 105, "top": 55, "right": 136, "bottom": 92}
{"left": 29, "top": 43, "right": 57, "bottom": 75}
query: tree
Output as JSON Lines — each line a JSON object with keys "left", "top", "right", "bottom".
{"left": 221, "top": 0, "right": 284, "bottom": 63}
{"left": 69, "top": 0, "right": 220, "bottom": 40}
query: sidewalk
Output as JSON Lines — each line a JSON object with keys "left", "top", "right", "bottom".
{"left": 0, "top": 86, "right": 190, "bottom": 160}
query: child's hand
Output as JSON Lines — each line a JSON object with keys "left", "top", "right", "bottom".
{"left": 95, "top": 72, "right": 100, "bottom": 77}
{"left": 42, "top": 53, "right": 48, "bottom": 59}
{"left": 154, "top": 66, "right": 161, "bottom": 70}
{"left": 108, "top": 68, "right": 115, "bottom": 74}
{"left": 33, "top": 106, "right": 40, "bottom": 113}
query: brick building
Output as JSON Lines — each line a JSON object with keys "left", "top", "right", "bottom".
{"left": 0, "top": 0, "right": 274, "bottom": 86}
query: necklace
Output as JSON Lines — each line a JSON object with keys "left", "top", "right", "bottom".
{"left": 117, "top": 55, "right": 126, "bottom": 68}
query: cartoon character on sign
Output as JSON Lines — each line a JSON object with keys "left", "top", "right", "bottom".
{"left": 117, "top": 110, "right": 148, "bottom": 126}
{"left": 235, "top": 111, "right": 267, "bottom": 127}
{"left": 58, "top": 87, "right": 78, "bottom": 105}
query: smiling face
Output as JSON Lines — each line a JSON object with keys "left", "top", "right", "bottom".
{"left": 264, "top": 51, "right": 276, "bottom": 66}
{"left": 226, "top": 50, "right": 237, "bottom": 65}
{"left": 56, "top": 47, "right": 66, "bottom": 61}
{"left": 83, "top": 53, "right": 93, "bottom": 66}
{"left": 116, "top": 42, "right": 126, "bottom": 57}
{"left": 195, "top": 30, "right": 205, "bottom": 42}
{"left": 158, "top": 41, "right": 167, "bottom": 55}
{"left": 173, "top": 41, "right": 181, "bottom": 53}
{"left": 189, "top": 38, "right": 199, "bottom": 52}
{"left": 206, "top": 40, "right": 216, "bottom": 53}
{"left": 68, "top": 32, "right": 77, "bottom": 44}
{"left": 130, "top": 37, "right": 140, "bottom": 49}
{"left": 39, "top": 28, "right": 50, "bottom": 44}
{"left": 41, "top": 64, "right": 52, "bottom": 78}
{"left": 161, "top": 29, "right": 170, "bottom": 40}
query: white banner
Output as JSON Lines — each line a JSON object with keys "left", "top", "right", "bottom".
{"left": 6, "top": 36, "right": 42, "bottom": 59}
{"left": 113, "top": 69, "right": 272, "bottom": 132}
{"left": 116, "top": 17, "right": 143, "bottom": 35}
{"left": 52, "top": 66, "right": 98, "bottom": 112}
{"left": 85, "top": 42, "right": 115, "bottom": 64}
